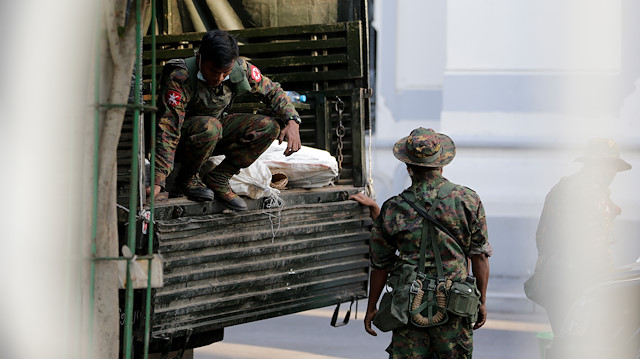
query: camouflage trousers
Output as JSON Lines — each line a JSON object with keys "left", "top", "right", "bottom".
{"left": 386, "top": 316, "right": 473, "bottom": 359}
{"left": 175, "top": 113, "right": 280, "bottom": 177}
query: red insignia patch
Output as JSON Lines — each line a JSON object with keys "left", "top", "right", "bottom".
{"left": 166, "top": 90, "right": 182, "bottom": 107}
{"left": 251, "top": 66, "right": 262, "bottom": 82}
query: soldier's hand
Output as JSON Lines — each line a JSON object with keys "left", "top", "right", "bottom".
{"left": 349, "top": 192, "right": 381, "bottom": 220}
{"left": 278, "top": 120, "right": 301, "bottom": 156}
{"left": 364, "top": 307, "right": 378, "bottom": 336}
{"left": 473, "top": 303, "right": 487, "bottom": 330}
{"left": 146, "top": 185, "right": 162, "bottom": 197}
{"left": 349, "top": 193, "right": 376, "bottom": 208}
{"left": 145, "top": 185, "right": 166, "bottom": 203}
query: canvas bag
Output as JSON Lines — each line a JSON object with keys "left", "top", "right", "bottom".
{"left": 372, "top": 263, "right": 417, "bottom": 332}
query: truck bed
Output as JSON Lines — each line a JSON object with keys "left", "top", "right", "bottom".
{"left": 136, "top": 185, "right": 371, "bottom": 352}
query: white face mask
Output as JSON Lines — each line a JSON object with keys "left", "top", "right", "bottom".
{"left": 197, "top": 57, "right": 206, "bottom": 82}
{"left": 198, "top": 72, "right": 230, "bottom": 83}
{"left": 197, "top": 70, "right": 206, "bottom": 82}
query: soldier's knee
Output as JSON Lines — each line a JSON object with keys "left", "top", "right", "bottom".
{"left": 208, "top": 119, "right": 223, "bottom": 138}
{"left": 248, "top": 117, "right": 279, "bottom": 141}
{"left": 260, "top": 117, "right": 280, "bottom": 139}
{"left": 192, "top": 118, "right": 222, "bottom": 143}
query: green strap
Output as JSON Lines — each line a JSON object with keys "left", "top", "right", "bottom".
{"left": 402, "top": 182, "right": 467, "bottom": 257}
{"left": 426, "top": 283, "right": 436, "bottom": 320}
{"left": 229, "top": 60, "right": 251, "bottom": 96}
{"left": 184, "top": 57, "right": 251, "bottom": 104}
{"left": 428, "top": 181, "right": 455, "bottom": 279}
{"left": 429, "top": 222, "right": 444, "bottom": 278}
{"left": 410, "top": 294, "right": 432, "bottom": 316}
{"left": 402, "top": 181, "right": 458, "bottom": 277}
{"left": 419, "top": 221, "right": 429, "bottom": 275}
{"left": 409, "top": 279, "right": 437, "bottom": 316}
{"left": 429, "top": 181, "right": 457, "bottom": 216}
{"left": 184, "top": 56, "right": 198, "bottom": 93}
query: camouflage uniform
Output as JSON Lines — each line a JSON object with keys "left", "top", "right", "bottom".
{"left": 370, "top": 171, "right": 492, "bottom": 359}
{"left": 154, "top": 56, "right": 299, "bottom": 190}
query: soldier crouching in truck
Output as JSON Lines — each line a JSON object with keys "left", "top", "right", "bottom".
{"left": 147, "top": 29, "right": 302, "bottom": 210}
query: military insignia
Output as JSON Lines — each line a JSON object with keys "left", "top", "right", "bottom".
{"left": 166, "top": 90, "right": 181, "bottom": 107}
{"left": 251, "top": 65, "right": 262, "bottom": 82}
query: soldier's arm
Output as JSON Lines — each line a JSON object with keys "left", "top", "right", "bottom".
{"left": 365, "top": 204, "right": 397, "bottom": 336}
{"left": 243, "top": 59, "right": 299, "bottom": 120}
{"left": 364, "top": 268, "right": 389, "bottom": 336}
{"left": 467, "top": 199, "right": 490, "bottom": 329}
{"left": 470, "top": 253, "right": 489, "bottom": 329}
{"left": 154, "top": 68, "right": 190, "bottom": 189}
{"left": 243, "top": 59, "right": 301, "bottom": 155}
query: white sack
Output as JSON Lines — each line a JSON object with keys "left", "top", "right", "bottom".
{"left": 259, "top": 141, "right": 338, "bottom": 188}
{"left": 203, "top": 156, "right": 280, "bottom": 199}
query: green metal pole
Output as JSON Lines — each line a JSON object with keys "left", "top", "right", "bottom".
{"left": 143, "top": 0, "right": 157, "bottom": 357}
{"left": 123, "top": 0, "right": 143, "bottom": 357}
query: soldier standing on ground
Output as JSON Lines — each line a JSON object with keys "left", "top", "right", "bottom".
{"left": 148, "top": 29, "right": 302, "bottom": 210}
{"left": 527, "top": 138, "right": 632, "bottom": 333}
{"left": 354, "top": 128, "right": 492, "bottom": 359}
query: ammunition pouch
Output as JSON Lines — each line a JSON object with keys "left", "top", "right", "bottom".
{"left": 373, "top": 266, "right": 481, "bottom": 331}
{"left": 447, "top": 276, "right": 481, "bottom": 322}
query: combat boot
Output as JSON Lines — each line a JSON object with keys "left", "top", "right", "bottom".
{"left": 205, "top": 162, "right": 247, "bottom": 211}
{"left": 174, "top": 173, "right": 215, "bottom": 202}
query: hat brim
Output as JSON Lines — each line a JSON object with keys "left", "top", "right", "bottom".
{"left": 575, "top": 156, "right": 632, "bottom": 172}
{"left": 393, "top": 132, "right": 456, "bottom": 167}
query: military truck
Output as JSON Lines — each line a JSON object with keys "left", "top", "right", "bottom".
{"left": 115, "top": 0, "right": 373, "bottom": 356}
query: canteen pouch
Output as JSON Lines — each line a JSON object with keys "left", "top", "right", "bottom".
{"left": 372, "top": 264, "right": 417, "bottom": 332}
{"left": 447, "top": 276, "right": 481, "bottom": 321}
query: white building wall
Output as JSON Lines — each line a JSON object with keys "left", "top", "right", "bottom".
{"left": 370, "top": 0, "right": 640, "bottom": 278}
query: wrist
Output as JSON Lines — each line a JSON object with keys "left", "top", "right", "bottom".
{"left": 288, "top": 115, "right": 301, "bottom": 125}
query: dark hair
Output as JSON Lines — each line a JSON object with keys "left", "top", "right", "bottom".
{"left": 407, "top": 164, "right": 440, "bottom": 178}
{"left": 199, "top": 29, "right": 239, "bottom": 68}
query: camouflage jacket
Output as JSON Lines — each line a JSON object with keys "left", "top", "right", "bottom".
{"left": 370, "top": 172, "right": 491, "bottom": 282}
{"left": 154, "top": 57, "right": 300, "bottom": 187}
{"left": 535, "top": 171, "right": 618, "bottom": 276}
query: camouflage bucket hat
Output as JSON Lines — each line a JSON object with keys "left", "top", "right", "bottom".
{"left": 575, "top": 137, "right": 631, "bottom": 172}
{"left": 393, "top": 128, "right": 456, "bottom": 167}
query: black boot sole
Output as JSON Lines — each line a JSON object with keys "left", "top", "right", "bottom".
{"left": 218, "top": 196, "right": 247, "bottom": 211}
{"left": 182, "top": 188, "right": 215, "bottom": 202}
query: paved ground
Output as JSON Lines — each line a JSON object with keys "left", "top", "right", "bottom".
{"left": 194, "top": 277, "right": 551, "bottom": 359}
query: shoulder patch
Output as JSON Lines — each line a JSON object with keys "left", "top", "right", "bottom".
{"left": 166, "top": 90, "right": 182, "bottom": 107}
{"left": 250, "top": 65, "right": 262, "bottom": 82}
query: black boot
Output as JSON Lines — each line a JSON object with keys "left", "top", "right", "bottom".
{"left": 205, "top": 162, "right": 247, "bottom": 211}
{"left": 174, "top": 173, "right": 214, "bottom": 202}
